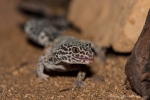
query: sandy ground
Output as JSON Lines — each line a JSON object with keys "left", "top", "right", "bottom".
{"left": 0, "top": 0, "right": 143, "bottom": 100}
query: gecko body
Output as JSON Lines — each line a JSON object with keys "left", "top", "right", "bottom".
{"left": 25, "top": 18, "right": 105, "bottom": 87}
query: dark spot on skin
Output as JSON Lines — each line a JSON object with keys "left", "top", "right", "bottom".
{"left": 49, "top": 57, "right": 53, "bottom": 61}
{"left": 60, "top": 51, "right": 68, "bottom": 55}
{"left": 60, "top": 46, "right": 68, "bottom": 51}
{"left": 85, "top": 43, "right": 89, "bottom": 47}
{"left": 90, "top": 51, "right": 93, "bottom": 54}
{"left": 63, "top": 56, "right": 67, "bottom": 60}
{"left": 69, "top": 48, "right": 71, "bottom": 51}
{"left": 62, "top": 56, "right": 66, "bottom": 60}
{"left": 40, "top": 36, "right": 45, "bottom": 39}
{"left": 86, "top": 52, "right": 89, "bottom": 55}
{"left": 80, "top": 55, "right": 83, "bottom": 58}
{"left": 64, "top": 44, "right": 67, "bottom": 46}
{"left": 55, "top": 55, "right": 58, "bottom": 58}
{"left": 80, "top": 48, "right": 83, "bottom": 50}
{"left": 80, "top": 51, "right": 85, "bottom": 55}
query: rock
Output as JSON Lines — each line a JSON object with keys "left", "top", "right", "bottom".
{"left": 68, "top": 0, "right": 150, "bottom": 52}
{"left": 125, "top": 10, "right": 150, "bottom": 99}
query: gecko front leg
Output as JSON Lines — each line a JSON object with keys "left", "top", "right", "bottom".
{"left": 36, "top": 55, "right": 50, "bottom": 81}
{"left": 37, "top": 55, "right": 67, "bottom": 81}
{"left": 37, "top": 45, "right": 56, "bottom": 81}
{"left": 69, "top": 64, "right": 88, "bottom": 88}
{"left": 74, "top": 71, "right": 86, "bottom": 88}
{"left": 37, "top": 61, "right": 49, "bottom": 81}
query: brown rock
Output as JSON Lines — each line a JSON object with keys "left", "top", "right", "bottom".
{"left": 68, "top": 0, "right": 150, "bottom": 52}
{"left": 125, "top": 10, "right": 150, "bottom": 99}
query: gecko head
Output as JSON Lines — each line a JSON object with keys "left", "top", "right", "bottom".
{"left": 54, "top": 40, "right": 94, "bottom": 64}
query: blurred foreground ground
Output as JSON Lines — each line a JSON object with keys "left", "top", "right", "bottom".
{"left": 0, "top": 0, "right": 143, "bottom": 100}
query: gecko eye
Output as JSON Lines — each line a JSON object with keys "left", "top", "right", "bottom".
{"left": 72, "top": 47, "right": 79, "bottom": 53}
{"left": 85, "top": 43, "right": 91, "bottom": 47}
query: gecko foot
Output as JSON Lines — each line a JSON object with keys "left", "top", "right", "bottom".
{"left": 37, "top": 73, "right": 49, "bottom": 81}
{"left": 74, "top": 80, "right": 87, "bottom": 88}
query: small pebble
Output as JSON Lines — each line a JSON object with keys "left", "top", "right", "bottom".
{"left": 0, "top": 86, "right": 4, "bottom": 93}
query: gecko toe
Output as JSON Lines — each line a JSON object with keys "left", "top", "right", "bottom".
{"left": 38, "top": 74, "right": 49, "bottom": 81}
{"left": 74, "top": 81, "right": 87, "bottom": 88}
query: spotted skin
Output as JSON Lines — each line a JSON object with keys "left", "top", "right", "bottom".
{"left": 25, "top": 18, "right": 62, "bottom": 46}
{"left": 25, "top": 18, "right": 105, "bottom": 88}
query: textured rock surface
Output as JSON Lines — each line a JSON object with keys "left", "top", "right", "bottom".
{"left": 125, "top": 10, "right": 150, "bottom": 99}
{"left": 68, "top": 0, "right": 150, "bottom": 52}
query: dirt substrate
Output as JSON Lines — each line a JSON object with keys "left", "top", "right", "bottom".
{"left": 0, "top": 0, "right": 143, "bottom": 100}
